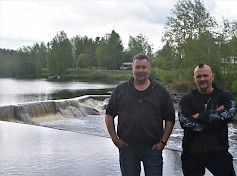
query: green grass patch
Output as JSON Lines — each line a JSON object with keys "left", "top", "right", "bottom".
{"left": 63, "top": 69, "right": 132, "bottom": 83}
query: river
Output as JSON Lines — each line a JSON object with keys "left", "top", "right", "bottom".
{"left": 0, "top": 78, "right": 236, "bottom": 175}
{"left": 0, "top": 78, "right": 116, "bottom": 106}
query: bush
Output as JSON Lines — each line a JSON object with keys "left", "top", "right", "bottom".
{"left": 151, "top": 69, "right": 174, "bottom": 84}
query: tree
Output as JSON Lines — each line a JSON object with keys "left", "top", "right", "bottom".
{"left": 162, "top": 0, "right": 218, "bottom": 76}
{"left": 96, "top": 30, "right": 124, "bottom": 69}
{"left": 77, "top": 54, "right": 88, "bottom": 68}
{"left": 13, "top": 47, "right": 37, "bottom": 77}
{"left": 30, "top": 42, "right": 48, "bottom": 75}
{"left": 154, "top": 41, "right": 175, "bottom": 70}
{"left": 48, "top": 31, "right": 73, "bottom": 75}
{"left": 128, "top": 33, "right": 154, "bottom": 60}
{"left": 163, "top": 0, "right": 216, "bottom": 47}
{"left": 0, "top": 51, "right": 14, "bottom": 76}
{"left": 72, "top": 35, "right": 98, "bottom": 68}
{"left": 215, "top": 19, "right": 237, "bottom": 87}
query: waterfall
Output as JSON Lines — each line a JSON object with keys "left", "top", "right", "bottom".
{"left": 0, "top": 95, "right": 109, "bottom": 124}
{"left": 14, "top": 101, "right": 57, "bottom": 124}
{"left": 0, "top": 105, "right": 15, "bottom": 121}
{"left": 54, "top": 98, "right": 100, "bottom": 119}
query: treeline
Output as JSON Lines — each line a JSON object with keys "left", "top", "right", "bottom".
{"left": 0, "top": 0, "right": 237, "bottom": 99}
{"left": 156, "top": 0, "right": 237, "bottom": 102}
{"left": 0, "top": 30, "right": 153, "bottom": 78}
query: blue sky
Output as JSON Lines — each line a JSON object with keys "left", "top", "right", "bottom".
{"left": 0, "top": 0, "right": 237, "bottom": 51}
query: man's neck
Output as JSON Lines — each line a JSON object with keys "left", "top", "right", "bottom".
{"left": 133, "top": 78, "right": 150, "bottom": 91}
{"left": 198, "top": 87, "right": 214, "bottom": 94}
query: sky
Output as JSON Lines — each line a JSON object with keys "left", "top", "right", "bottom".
{"left": 0, "top": 0, "right": 237, "bottom": 51}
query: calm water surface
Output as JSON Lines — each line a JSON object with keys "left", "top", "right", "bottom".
{"left": 0, "top": 78, "right": 116, "bottom": 106}
{"left": 0, "top": 121, "right": 184, "bottom": 176}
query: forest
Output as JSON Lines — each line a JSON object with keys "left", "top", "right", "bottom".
{"left": 0, "top": 0, "right": 237, "bottom": 101}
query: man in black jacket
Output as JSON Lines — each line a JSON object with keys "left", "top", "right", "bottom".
{"left": 178, "top": 64, "right": 236, "bottom": 176}
{"left": 105, "top": 54, "right": 175, "bottom": 176}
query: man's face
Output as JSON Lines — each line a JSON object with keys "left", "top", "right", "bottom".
{"left": 132, "top": 59, "right": 150, "bottom": 82}
{"left": 194, "top": 66, "right": 214, "bottom": 91}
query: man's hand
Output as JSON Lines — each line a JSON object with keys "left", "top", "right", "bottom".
{"left": 216, "top": 105, "right": 224, "bottom": 111}
{"left": 112, "top": 138, "right": 128, "bottom": 148}
{"left": 152, "top": 142, "right": 165, "bottom": 151}
{"left": 192, "top": 105, "right": 224, "bottom": 119}
{"left": 192, "top": 113, "right": 199, "bottom": 119}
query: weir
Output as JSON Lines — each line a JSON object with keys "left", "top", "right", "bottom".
{"left": 0, "top": 95, "right": 110, "bottom": 125}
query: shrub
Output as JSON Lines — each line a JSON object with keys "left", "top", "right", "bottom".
{"left": 151, "top": 69, "right": 174, "bottom": 84}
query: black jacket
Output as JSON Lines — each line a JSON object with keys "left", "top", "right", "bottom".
{"left": 106, "top": 77, "right": 175, "bottom": 147}
{"left": 178, "top": 83, "right": 236, "bottom": 153}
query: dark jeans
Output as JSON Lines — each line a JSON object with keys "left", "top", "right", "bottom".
{"left": 119, "top": 146, "right": 163, "bottom": 176}
{"left": 181, "top": 150, "right": 236, "bottom": 176}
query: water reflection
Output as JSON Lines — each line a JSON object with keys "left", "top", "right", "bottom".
{"left": 0, "top": 78, "right": 116, "bottom": 106}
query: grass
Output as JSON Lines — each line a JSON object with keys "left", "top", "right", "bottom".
{"left": 62, "top": 69, "right": 132, "bottom": 83}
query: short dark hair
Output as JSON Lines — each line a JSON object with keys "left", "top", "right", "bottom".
{"left": 198, "top": 63, "right": 204, "bottom": 68}
{"left": 133, "top": 54, "right": 149, "bottom": 62}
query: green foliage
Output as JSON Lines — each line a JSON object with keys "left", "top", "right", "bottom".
{"left": 96, "top": 30, "right": 124, "bottom": 69}
{"left": 96, "top": 38, "right": 110, "bottom": 68}
{"left": 64, "top": 69, "right": 132, "bottom": 82}
{"left": 127, "top": 33, "right": 154, "bottom": 60}
{"left": 48, "top": 31, "right": 73, "bottom": 75}
{"left": 163, "top": 0, "right": 215, "bottom": 47}
{"left": 0, "top": 56, "right": 14, "bottom": 77}
{"left": 13, "top": 48, "right": 37, "bottom": 77}
{"left": 151, "top": 68, "right": 174, "bottom": 84}
{"left": 182, "top": 32, "right": 220, "bottom": 68}
{"left": 72, "top": 35, "right": 98, "bottom": 67}
{"left": 153, "top": 42, "right": 174, "bottom": 70}
{"left": 32, "top": 42, "right": 48, "bottom": 74}
{"left": 77, "top": 54, "right": 88, "bottom": 68}
{"left": 161, "top": 0, "right": 219, "bottom": 79}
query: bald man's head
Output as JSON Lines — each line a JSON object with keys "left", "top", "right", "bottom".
{"left": 193, "top": 64, "right": 214, "bottom": 94}
{"left": 194, "top": 64, "right": 213, "bottom": 76}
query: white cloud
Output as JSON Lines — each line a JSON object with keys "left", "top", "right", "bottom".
{"left": 211, "top": 1, "right": 237, "bottom": 22}
{"left": 0, "top": 0, "right": 236, "bottom": 51}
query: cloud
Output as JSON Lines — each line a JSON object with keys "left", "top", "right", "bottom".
{"left": 0, "top": 0, "right": 236, "bottom": 51}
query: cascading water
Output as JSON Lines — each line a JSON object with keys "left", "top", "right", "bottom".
{"left": 0, "top": 95, "right": 103, "bottom": 124}
{"left": 0, "top": 105, "right": 15, "bottom": 121}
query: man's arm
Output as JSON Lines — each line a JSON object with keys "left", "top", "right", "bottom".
{"left": 152, "top": 120, "right": 174, "bottom": 150}
{"left": 161, "top": 120, "right": 174, "bottom": 144}
{"left": 195, "top": 93, "right": 236, "bottom": 123}
{"left": 105, "top": 114, "right": 128, "bottom": 148}
{"left": 178, "top": 94, "right": 205, "bottom": 131}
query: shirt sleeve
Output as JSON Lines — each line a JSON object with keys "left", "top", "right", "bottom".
{"left": 162, "top": 88, "right": 175, "bottom": 123}
{"left": 198, "top": 91, "right": 236, "bottom": 123}
{"left": 105, "top": 87, "right": 119, "bottom": 118}
{"left": 178, "top": 94, "right": 205, "bottom": 131}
